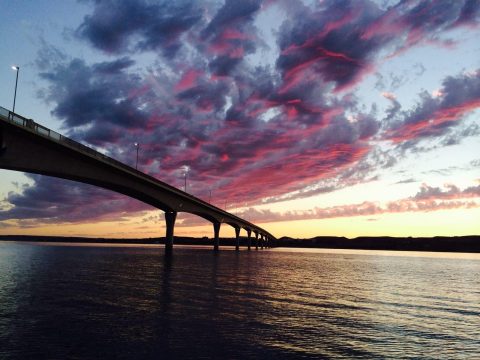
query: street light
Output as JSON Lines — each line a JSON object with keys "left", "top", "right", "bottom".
{"left": 134, "top": 142, "right": 139, "bottom": 170}
{"left": 11, "top": 66, "right": 19, "bottom": 114}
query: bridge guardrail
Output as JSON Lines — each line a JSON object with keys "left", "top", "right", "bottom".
{"left": 0, "top": 106, "right": 201, "bottom": 196}
{"left": 0, "top": 106, "right": 134, "bottom": 173}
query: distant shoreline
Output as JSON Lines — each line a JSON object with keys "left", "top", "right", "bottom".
{"left": 1, "top": 235, "right": 480, "bottom": 253}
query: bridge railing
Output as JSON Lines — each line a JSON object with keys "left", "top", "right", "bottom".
{"left": 0, "top": 106, "right": 134, "bottom": 173}
{"left": 0, "top": 106, "right": 188, "bottom": 188}
{"left": 0, "top": 106, "right": 268, "bottom": 233}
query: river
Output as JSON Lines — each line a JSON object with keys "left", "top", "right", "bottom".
{"left": 0, "top": 242, "right": 479, "bottom": 359}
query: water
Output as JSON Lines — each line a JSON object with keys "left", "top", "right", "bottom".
{"left": 1, "top": 242, "right": 479, "bottom": 359}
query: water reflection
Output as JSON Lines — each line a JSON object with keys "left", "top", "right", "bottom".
{"left": 0, "top": 243, "right": 479, "bottom": 359}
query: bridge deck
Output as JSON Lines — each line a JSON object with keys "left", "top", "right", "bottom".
{"left": 0, "top": 107, "right": 275, "bottom": 251}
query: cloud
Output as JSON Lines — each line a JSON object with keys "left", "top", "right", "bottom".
{"left": 362, "top": 0, "right": 479, "bottom": 49}
{"left": 276, "top": 0, "right": 381, "bottom": 92}
{"left": 198, "top": 0, "right": 264, "bottom": 76}
{"left": 2, "top": 1, "right": 479, "bottom": 228}
{"left": 234, "top": 183, "right": 480, "bottom": 224}
{"left": 39, "top": 57, "right": 150, "bottom": 147}
{"left": 413, "top": 183, "right": 480, "bottom": 201}
{"left": 77, "top": 0, "right": 203, "bottom": 57}
{"left": 275, "top": 0, "right": 479, "bottom": 94}
{"left": 386, "top": 70, "right": 480, "bottom": 143}
{"left": 395, "top": 178, "right": 417, "bottom": 184}
{"left": 182, "top": 198, "right": 478, "bottom": 226}
{"left": 0, "top": 175, "right": 152, "bottom": 224}
{"left": 5, "top": 46, "right": 380, "bottom": 222}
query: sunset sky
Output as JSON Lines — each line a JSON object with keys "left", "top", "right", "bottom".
{"left": 0, "top": 0, "right": 479, "bottom": 239}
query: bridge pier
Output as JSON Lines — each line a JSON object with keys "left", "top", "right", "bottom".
{"left": 164, "top": 211, "right": 177, "bottom": 255}
{"left": 213, "top": 222, "right": 221, "bottom": 252}
{"left": 261, "top": 234, "right": 264, "bottom": 250}
{"left": 255, "top": 232, "right": 259, "bottom": 250}
{"left": 247, "top": 229, "right": 252, "bottom": 251}
{"left": 234, "top": 227, "right": 240, "bottom": 251}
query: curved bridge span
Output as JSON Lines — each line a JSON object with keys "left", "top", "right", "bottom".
{"left": 0, "top": 107, "right": 275, "bottom": 253}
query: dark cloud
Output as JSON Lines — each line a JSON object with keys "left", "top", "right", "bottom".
{"left": 275, "top": 0, "right": 480, "bottom": 93}
{"left": 387, "top": 70, "right": 480, "bottom": 143}
{"left": 39, "top": 57, "right": 149, "bottom": 146}
{"left": 77, "top": 0, "right": 203, "bottom": 56}
{"left": 456, "top": 0, "right": 480, "bottom": 25}
{"left": 198, "top": 0, "right": 263, "bottom": 76}
{"left": 208, "top": 55, "right": 243, "bottom": 76}
{"left": 0, "top": 174, "right": 151, "bottom": 224}
{"left": 276, "top": 0, "right": 383, "bottom": 92}
{"left": 203, "top": 0, "right": 262, "bottom": 36}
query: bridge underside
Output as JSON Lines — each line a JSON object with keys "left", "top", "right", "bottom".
{"left": 0, "top": 110, "right": 275, "bottom": 252}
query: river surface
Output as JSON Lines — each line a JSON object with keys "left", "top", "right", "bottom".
{"left": 0, "top": 242, "right": 479, "bottom": 359}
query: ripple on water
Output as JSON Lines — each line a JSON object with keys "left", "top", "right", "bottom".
{"left": 0, "top": 243, "right": 479, "bottom": 359}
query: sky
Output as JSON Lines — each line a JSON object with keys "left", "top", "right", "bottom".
{"left": 0, "top": 0, "right": 479, "bottom": 239}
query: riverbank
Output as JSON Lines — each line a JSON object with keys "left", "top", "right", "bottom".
{"left": 1, "top": 235, "right": 480, "bottom": 253}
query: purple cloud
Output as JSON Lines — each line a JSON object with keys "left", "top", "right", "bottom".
{"left": 387, "top": 70, "right": 480, "bottom": 143}
{"left": 276, "top": 0, "right": 480, "bottom": 94}
{"left": 0, "top": 175, "right": 151, "bottom": 224}
{"left": 77, "top": 0, "right": 204, "bottom": 57}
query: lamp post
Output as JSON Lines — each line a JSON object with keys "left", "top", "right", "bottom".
{"left": 134, "top": 142, "right": 139, "bottom": 170}
{"left": 11, "top": 66, "right": 19, "bottom": 114}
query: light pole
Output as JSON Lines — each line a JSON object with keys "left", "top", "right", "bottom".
{"left": 134, "top": 142, "right": 139, "bottom": 170}
{"left": 11, "top": 66, "right": 19, "bottom": 114}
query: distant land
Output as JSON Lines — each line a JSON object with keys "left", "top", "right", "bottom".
{"left": 1, "top": 235, "right": 480, "bottom": 253}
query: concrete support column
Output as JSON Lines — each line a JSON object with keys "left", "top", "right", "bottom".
{"left": 247, "top": 229, "right": 252, "bottom": 251}
{"left": 255, "top": 232, "right": 259, "bottom": 250}
{"left": 235, "top": 227, "right": 240, "bottom": 251}
{"left": 213, "top": 221, "right": 221, "bottom": 252}
{"left": 261, "top": 234, "right": 264, "bottom": 250}
{"left": 164, "top": 211, "right": 177, "bottom": 255}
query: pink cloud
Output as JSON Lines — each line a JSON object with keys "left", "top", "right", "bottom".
{"left": 388, "top": 98, "right": 480, "bottom": 143}
{"left": 222, "top": 183, "right": 480, "bottom": 224}
{"left": 175, "top": 69, "right": 203, "bottom": 92}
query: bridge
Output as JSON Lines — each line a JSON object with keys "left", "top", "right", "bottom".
{"left": 0, "top": 106, "right": 276, "bottom": 253}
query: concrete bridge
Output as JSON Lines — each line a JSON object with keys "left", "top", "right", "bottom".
{"left": 0, "top": 106, "right": 275, "bottom": 253}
